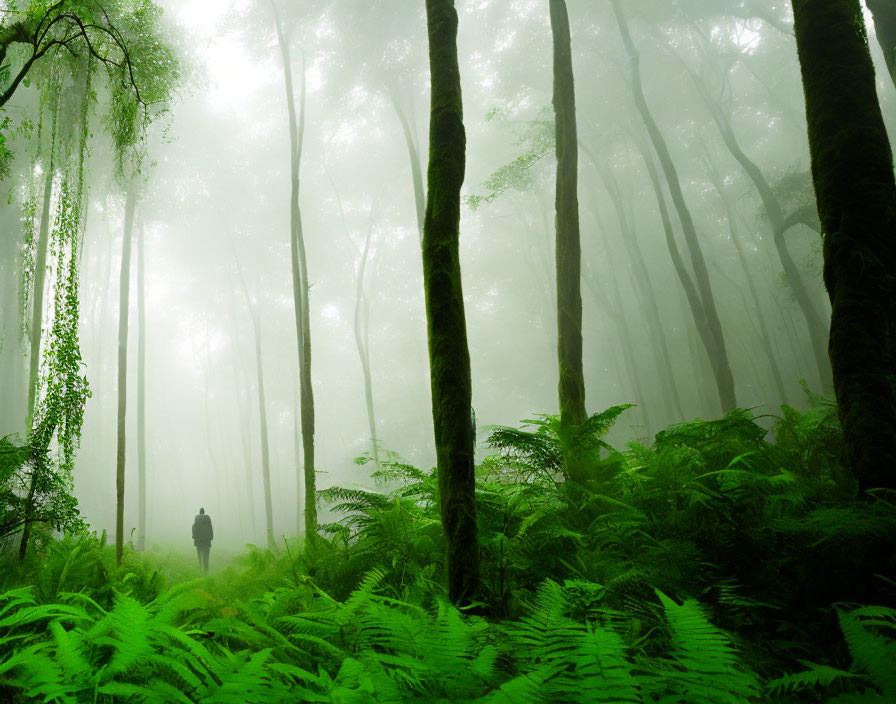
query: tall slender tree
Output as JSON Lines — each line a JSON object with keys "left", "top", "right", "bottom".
{"left": 234, "top": 260, "right": 276, "bottom": 549}
{"left": 581, "top": 142, "right": 684, "bottom": 420}
{"left": 249, "top": 303, "right": 275, "bottom": 549}
{"left": 610, "top": 0, "right": 737, "bottom": 412}
{"left": 26, "top": 72, "right": 61, "bottom": 430}
{"left": 682, "top": 53, "right": 832, "bottom": 390}
{"left": 423, "top": 0, "right": 478, "bottom": 606}
{"left": 270, "top": 0, "right": 316, "bottom": 540}
{"left": 115, "top": 184, "right": 138, "bottom": 566}
{"left": 135, "top": 219, "right": 147, "bottom": 551}
{"left": 550, "top": 0, "right": 587, "bottom": 429}
{"left": 791, "top": 0, "right": 896, "bottom": 492}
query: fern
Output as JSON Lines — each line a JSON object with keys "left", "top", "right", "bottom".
{"left": 653, "top": 589, "right": 760, "bottom": 703}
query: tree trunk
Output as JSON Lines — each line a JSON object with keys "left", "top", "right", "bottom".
{"left": 582, "top": 142, "right": 684, "bottom": 419}
{"left": 791, "top": 0, "right": 896, "bottom": 492}
{"left": 293, "top": 385, "right": 302, "bottom": 537}
{"left": 115, "top": 185, "right": 137, "bottom": 566}
{"left": 701, "top": 155, "right": 790, "bottom": 404}
{"left": 26, "top": 92, "right": 60, "bottom": 429}
{"left": 550, "top": 0, "right": 587, "bottom": 429}
{"left": 392, "top": 93, "right": 426, "bottom": 244}
{"left": 18, "top": 95, "right": 59, "bottom": 561}
{"left": 611, "top": 0, "right": 737, "bottom": 413}
{"left": 353, "top": 212, "right": 380, "bottom": 467}
{"left": 135, "top": 219, "right": 147, "bottom": 551}
{"left": 423, "top": 0, "right": 479, "bottom": 606}
{"left": 867, "top": 0, "right": 896, "bottom": 89}
{"left": 272, "top": 1, "right": 316, "bottom": 540}
{"left": 250, "top": 305, "right": 275, "bottom": 549}
{"left": 228, "top": 291, "right": 258, "bottom": 542}
{"left": 685, "top": 60, "right": 832, "bottom": 390}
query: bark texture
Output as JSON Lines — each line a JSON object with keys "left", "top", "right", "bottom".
{"left": 792, "top": 0, "right": 896, "bottom": 492}
{"left": 423, "top": 0, "right": 479, "bottom": 606}
{"left": 550, "top": 0, "right": 587, "bottom": 428}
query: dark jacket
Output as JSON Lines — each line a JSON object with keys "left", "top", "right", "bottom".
{"left": 192, "top": 514, "right": 213, "bottom": 546}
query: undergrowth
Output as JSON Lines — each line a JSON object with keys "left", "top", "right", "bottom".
{"left": 0, "top": 395, "right": 894, "bottom": 702}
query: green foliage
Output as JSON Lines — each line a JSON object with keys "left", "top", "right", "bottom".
{"left": 0, "top": 398, "right": 892, "bottom": 702}
{"left": 464, "top": 113, "right": 554, "bottom": 210}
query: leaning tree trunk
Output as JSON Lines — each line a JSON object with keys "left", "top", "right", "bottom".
{"left": 701, "top": 153, "right": 790, "bottom": 404}
{"left": 792, "top": 0, "right": 896, "bottom": 492}
{"left": 550, "top": 0, "right": 587, "bottom": 429}
{"left": 866, "top": 0, "right": 896, "bottom": 89}
{"left": 135, "top": 219, "right": 147, "bottom": 551}
{"left": 391, "top": 91, "right": 427, "bottom": 244}
{"left": 272, "top": 1, "right": 316, "bottom": 540}
{"left": 582, "top": 143, "right": 685, "bottom": 419}
{"left": 611, "top": 0, "right": 737, "bottom": 413}
{"left": 685, "top": 60, "right": 832, "bottom": 391}
{"left": 115, "top": 184, "right": 137, "bottom": 566}
{"left": 423, "top": 0, "right": 479, "bottom": 606}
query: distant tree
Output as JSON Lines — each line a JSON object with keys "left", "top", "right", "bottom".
{"left": 422, "top": 0, "right": 478, "bottom": 606}
{"left": 135, "top": 218, "right": 147, "bottom": 551}
{"left": 791, "top": 0, "right": 896, "bottom": 492}
{"left": 234, "top": 261, "right": 276, "bottom": 550}
{"left": 549, "top": 0, "right": 587, "bottom": 433}
{"left": 680, "top": 47, "right": 832, "bottom": 391}
{"left": 269, "top": 0, "right": 316, "bottom": 541}
{"left": 866, "top": 0, "right": 896, "bottom": 89}
{"left": 610, "top": 0, "right": 738, "bottom": 413}
{"left": 579, "top": 140, "right": 685, "bottom": 422}
{"left": 114, "top": 182, "right": 137, "bottom": 566}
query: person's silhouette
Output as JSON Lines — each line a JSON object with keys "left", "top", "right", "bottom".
{"left": 192, "top": 508, "right": 213, "bottom": 574}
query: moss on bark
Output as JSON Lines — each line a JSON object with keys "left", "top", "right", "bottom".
{"left": 423, "top": 0, "right": 479, "bottom": 606}
{"left": 550, "top": 0, "right": 587, "bottom": 429}
{"left": 792, "top": 0, "right": 896, "bottom": 492}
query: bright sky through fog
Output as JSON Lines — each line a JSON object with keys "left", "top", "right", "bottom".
{"left": 165, "top": 0, "right": 277, "bottom": 114}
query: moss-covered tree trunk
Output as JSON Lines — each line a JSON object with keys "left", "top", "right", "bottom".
{"left": 867, "top": 0, "right": 896, "bottom": 89}
{"left": 791, "top": 0, "right": 896, "bottom": 492}
{"left": 18, "top": 90, "right": 59, "bottom": 561}
{"left": 272, "top": 1, "right": 316, "bottom": 539}
{"left": 26, "top": 89, "right": 60, "bottom": 430}
{"left": 115, "top": 185, "right": 137, "bottom": 566}
{"left": 135, "top": 219, "right": 147, "bottom": 551}
{"left": 423, "top": 0, "right": 479, "bottom": 606}
{"left": 611, "top": 0, "right": 737, "bottom": 413}
{"left": 550, "top": 0, "right": 587, "bottom": 429}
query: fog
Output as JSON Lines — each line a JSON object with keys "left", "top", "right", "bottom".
{"left": 1, "top": 0, "right": 893, "bottom": 549}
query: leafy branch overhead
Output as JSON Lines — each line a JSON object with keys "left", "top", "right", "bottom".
{"left": 464, "top": 112, "right": 554, "bottom": 211}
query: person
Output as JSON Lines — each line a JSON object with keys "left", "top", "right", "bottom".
{"left": 192, "top": 507, "right": 213, "bottom": 574}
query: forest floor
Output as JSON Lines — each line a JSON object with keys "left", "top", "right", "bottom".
{"left": 1, "top": 402, "right": 895, "bottom": 702}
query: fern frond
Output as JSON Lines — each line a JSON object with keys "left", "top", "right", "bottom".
{"left": 655, "top": 589, "right": 759, "bottom": 703}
